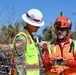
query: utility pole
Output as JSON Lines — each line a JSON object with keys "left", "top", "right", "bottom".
{"left": 72, "top": 12, "right": 76, "bottom": 31}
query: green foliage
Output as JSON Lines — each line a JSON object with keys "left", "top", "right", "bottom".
{"left": 69, "top": 31, "right": 76, "bottom": 40}
{"left": 0, "top": 38, "right": 4, "bottom": 44}
{"left": 42, "top": 26, "right": 52, "bottom": 41}
{"left": 1, "top": 20, "right": 23, "bottom": 44}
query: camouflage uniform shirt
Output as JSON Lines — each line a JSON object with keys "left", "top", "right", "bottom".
{"left": 14, "top": 35, "right": 26, "bottom": 75}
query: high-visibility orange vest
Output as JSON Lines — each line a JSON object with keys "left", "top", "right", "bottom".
{"left": 44, "top": 38, "right": 76, "bottom": 75}
{"left": 10, "top": 29, "right": 40, "bottom": 75}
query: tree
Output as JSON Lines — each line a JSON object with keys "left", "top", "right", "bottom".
{"left": 50, "top": 25, "right": 57, "bottom": 43}
{"left": 0, "top": 20, "right": 22, "bottom": 44}
{"left": 69, "top": 31, "right": 76, "bottom": 40}
{"left": 42, "top": 26, "right": 52, "bottom": 41}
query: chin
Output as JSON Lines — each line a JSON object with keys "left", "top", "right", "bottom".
{"left": 58, "top": 36, "right": 64, "bottom": 39}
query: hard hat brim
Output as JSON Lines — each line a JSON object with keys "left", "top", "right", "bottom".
{"left": 22, "top": 14, "right": 44, "bottom": 27}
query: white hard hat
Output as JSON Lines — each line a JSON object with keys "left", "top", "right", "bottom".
{"left": 22, "top": 8, "right": 45, "bottom": 27}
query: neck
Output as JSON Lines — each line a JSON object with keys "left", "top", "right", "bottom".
{"left": 24, "top": 26, "right": 32, "bottom": 34}
{"left": 24, "top": 27, "right": 34, "bottom": 40}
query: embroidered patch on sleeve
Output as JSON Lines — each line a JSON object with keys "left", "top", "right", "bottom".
{"left": 15, "top": 41, "right": 22, "bottom": 47}
{"left": 15, "top": 40, "right": 25, "bottom": 55}
{"left": 14, "top": 35, "right": 26, "bottom": 56}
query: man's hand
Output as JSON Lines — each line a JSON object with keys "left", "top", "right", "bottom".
{"left": 50, "top": 57, "right": 59, "bottom": 66}
{"left": 50, "top": 57, "right": 67, "bottom": 66}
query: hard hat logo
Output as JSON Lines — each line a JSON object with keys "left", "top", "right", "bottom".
{"left": 30, "top": 15, "right": 35, "bottom": 20}
{"left": 26, "top": 13, "right": 41, "bottom": 22}
{"left": 22, "top": 8, "right": 45, "bottom": 27}
{"left": 55, "top": 21, "right": 61, "bottom": 27}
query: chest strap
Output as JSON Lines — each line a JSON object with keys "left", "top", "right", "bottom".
{"left": 69, "top": 40, "right": 74, "bottom": 55}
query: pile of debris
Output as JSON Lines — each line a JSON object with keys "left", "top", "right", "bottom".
{"left": 0, "top": 44, "right": 12, "bottom": 50}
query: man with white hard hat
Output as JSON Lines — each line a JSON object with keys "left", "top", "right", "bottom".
{"left": 10, "top": 8, "right": 45, "bottom": 75}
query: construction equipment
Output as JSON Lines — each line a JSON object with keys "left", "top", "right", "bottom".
{"left": 0, "top": 50, "right": 12, "bottom": 75}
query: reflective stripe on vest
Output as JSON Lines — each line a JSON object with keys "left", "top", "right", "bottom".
{"left": 47, "top": 42, "right": 58, "bottom": 68}
{"left": 69, "top": 39, "right": 76, "bottom": 54}
{"left": 47, "top": 42, "right": 56, "bottom": 54}
{"left": 26, "top": 65, "right": 39, "bottom": 69}
{"left": 10, "top": 64, "right": 15, "bottom": 68}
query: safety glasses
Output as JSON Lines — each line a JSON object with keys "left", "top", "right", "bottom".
{"left": 56, "top": 27, "right": 68, "bottom": 31}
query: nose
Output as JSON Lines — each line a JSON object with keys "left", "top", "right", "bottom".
{"left": 36, "top": 26, "right": 40, "bottom": 29}
{"left": 37, "top": 26, "right": 40, "bottom": 28}
{"left": 58, "top": 30, "right": 62, "bottom": 33}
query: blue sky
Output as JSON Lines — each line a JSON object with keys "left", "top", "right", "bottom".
{"left": 0, "top": 0, "right": 76, "bottom": 35}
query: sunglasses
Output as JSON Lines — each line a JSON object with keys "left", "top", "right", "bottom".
{"left": 56, "top": 28, "right": 68, "bottom": 31}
